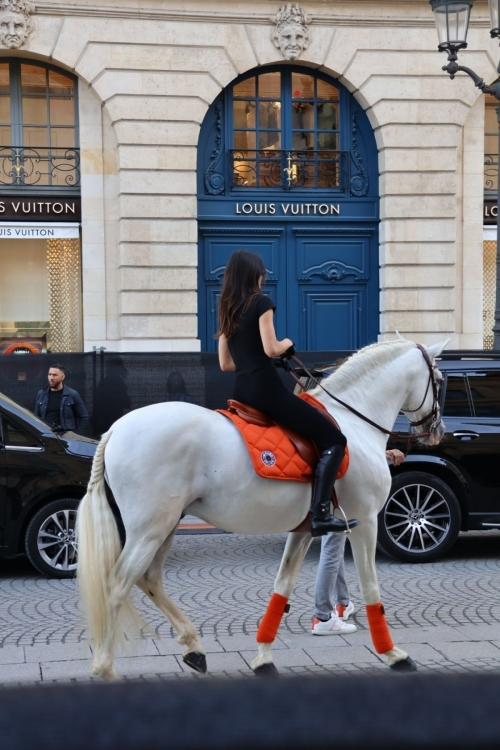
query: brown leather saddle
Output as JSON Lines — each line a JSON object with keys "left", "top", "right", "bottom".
{"left": 227, "top": 399, "right": 320, "bottom": 466}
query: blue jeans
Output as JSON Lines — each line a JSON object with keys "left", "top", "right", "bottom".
{"left": 314, "top": 532, "right": 350, "bottom": 620}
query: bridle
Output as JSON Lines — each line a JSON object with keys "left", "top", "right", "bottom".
{"left": 405, "top": 344, "right": 441, "bottom": 433}
{"left": 284, "top": 344, "right": 442, "bottom": 448}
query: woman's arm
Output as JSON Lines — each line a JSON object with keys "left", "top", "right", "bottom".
{"left": 218, "top": 334, "right": 236, "bottom": 371}
{"left": 259, "top": 309, "right": 293, "bottom": 358}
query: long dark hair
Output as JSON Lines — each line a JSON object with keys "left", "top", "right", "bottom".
{"left": 217, "top": 250, "right": 266, "bottom": 339}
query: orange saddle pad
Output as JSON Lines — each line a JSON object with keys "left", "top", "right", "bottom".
{"left": 216, "top": 392, "right": 349, "bottom": 483}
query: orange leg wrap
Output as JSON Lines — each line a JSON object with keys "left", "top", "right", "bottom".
{"left": 256, "top": 593, "right": 289, "bottom": 643}
{"left": 365, "top": 602, "right": 394, "bottom": 654}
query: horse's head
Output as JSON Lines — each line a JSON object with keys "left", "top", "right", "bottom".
{"left": 402, "top": 340, "right": 449, "bottom": 447}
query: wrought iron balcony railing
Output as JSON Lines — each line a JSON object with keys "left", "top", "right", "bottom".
{"left": 485, "top": 153, "right": 498, "bottom": 193}
{"left": 0, "top": 147, "right": 80, "bottom": 190}
{"left": 230, "top": 149, "right": 350, "bottom": 191}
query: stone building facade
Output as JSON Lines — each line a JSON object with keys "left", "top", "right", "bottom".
{"left": 0, "top": 0, "right": 496, "bottom": 353}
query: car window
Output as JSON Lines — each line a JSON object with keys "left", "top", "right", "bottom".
{"left": 468, "top": 372, "right": 500, "bottom": 417}
{"left": 2, "top": 417, "right": 41, "bottom": 449}
{"left": 443, "top": 375, "right": 471, "bottom": 417}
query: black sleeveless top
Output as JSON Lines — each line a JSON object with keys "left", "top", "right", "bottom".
{"left": 226, "top": 293, "right": 345, "bottom": 449}
{"left": 227, "top": 295, "right": 275, "bottom": 375}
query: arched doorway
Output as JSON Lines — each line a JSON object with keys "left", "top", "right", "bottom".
{"left": 197, "top": 65, "right": 379, "bottom": 351}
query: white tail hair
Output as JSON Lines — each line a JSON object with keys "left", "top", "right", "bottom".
{"left": 76, "top": 430, "right": 138, "bottom": 657}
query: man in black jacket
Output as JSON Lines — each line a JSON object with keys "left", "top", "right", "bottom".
{"left": 35, "top": 364, "right": 88, "bottom": 434}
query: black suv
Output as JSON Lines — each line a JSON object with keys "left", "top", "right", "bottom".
{"left": 380, "top": 352, "right": 500, "bottom": 562}
{"left": 296, "top": 351, "right": 500, "bottom": 563}
{"left": 0, "top": 391, "right": 96, "bottom": 578}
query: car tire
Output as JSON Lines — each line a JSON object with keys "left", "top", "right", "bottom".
{"left": 378, "top": 471, "right": 461, "bottom": 563}
{"left": 25, "top": 498, "right": 80, "bottom": 578}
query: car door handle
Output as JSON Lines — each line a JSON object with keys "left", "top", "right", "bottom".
{"left": 453, "top": 431, "right": 479, "bottom": 441}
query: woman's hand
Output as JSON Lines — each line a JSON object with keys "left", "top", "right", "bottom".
{"left": 218, "top": 335, "right": 236, "bottom": 371}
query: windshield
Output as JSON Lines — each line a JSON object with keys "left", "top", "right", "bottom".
{"left": 0, "top": 391, "right": 51, "bottom": 431}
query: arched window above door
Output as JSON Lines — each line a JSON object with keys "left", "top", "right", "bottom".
{"left": 231, "top": 69, "right": 343, "bottom": 190}
{"left": 0, "top": 59, "right": 79, "bottom": 192}
{"left": 199, "top": 65, "right": 376, "bottom": 199}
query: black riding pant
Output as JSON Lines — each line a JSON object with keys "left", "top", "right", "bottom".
{"left": 233, "top": 368, "right": 346, "bottom": 450}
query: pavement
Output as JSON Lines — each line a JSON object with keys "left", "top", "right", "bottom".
{"left": 0, "top": 529, "right": 500, "bottom": 685}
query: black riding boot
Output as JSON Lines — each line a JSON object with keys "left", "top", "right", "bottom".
{"left": 310, "top": 445, "right": 359, "bottom": 537}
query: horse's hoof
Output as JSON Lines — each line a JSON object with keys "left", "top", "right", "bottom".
{"left": 253, "top": 662, "right": 279, "bottom": 678}
{"left": 183, "top": 651, "right": 207, "bottom": 674}
{"left": 390, "top": 656, "right": 417, "bottom": 673}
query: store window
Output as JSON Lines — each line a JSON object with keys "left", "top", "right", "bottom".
{"left": 0, "top": 59, "right": 79, "bottom": 188}
{"left": 0, "top": 59, "right": 81, "bottom": 354}
{"left": 484, "top": 95, "right": 497, "bottom": 350}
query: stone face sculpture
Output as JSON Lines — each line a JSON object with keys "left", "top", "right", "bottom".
{"left": 272, "top": 4, "right": 311, "bottom": 60}
{"left": 0, "top": 0, "right": 34, "bottom": 49}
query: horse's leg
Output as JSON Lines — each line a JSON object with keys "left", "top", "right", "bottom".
{"left": 136, "top": 531, "right": 207, "bottom": 674}
{"left": 348, "top": 518, "right": 417, "bottom": 672}
{"left": 92, "top": 534, "right": 164, "bottom": 680}
{"left": 252, "top": 531, "right": 312, "bottom": 677}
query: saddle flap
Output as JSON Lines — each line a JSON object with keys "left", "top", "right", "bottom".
{"left": 227, "top": 399, "right": 319, "bottom": 465}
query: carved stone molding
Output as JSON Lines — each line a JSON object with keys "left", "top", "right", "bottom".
{"left": 271, "top": 4, "right": 311, "bottom": 61}
{"left": 0, "top": 0, "right": 34, "bottom": 49}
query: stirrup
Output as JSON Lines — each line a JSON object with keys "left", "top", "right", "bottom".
{"left": 336, "top": 504, "right": 352, "bottom": 534}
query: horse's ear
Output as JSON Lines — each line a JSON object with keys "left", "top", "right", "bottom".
{"left": 426, "top": 339, "right": 451, "bottom": 360}
{"left": 395, "top": 330, "right": 405, "bottom": 341}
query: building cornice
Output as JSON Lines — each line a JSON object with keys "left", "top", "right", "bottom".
{"left": 31, "top": 2, "right": 493, "bottom": 28}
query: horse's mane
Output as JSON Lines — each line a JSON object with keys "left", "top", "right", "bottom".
{"left": 311, "top": 339, "right": 416, "bottom": 395}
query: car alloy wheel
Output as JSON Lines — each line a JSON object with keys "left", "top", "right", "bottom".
{"left": 25, "top": 498, "right": 80, "bottom": 578}
{"left": 37, "top": 509, "right": 78, "bottom": 572}
{"left": 384, "top": 482, "right": 451, "bottom": 554}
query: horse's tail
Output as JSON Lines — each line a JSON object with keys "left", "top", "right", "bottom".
{"left": 77, "top": 430, "right": 130, "bottom": 654}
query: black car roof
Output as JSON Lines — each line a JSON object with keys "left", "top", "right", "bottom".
{"left": 436, "top": 351, "right": 500, "bottom": 371}
{"left": 0, "top": 391, "right": 52, "bottom": 433}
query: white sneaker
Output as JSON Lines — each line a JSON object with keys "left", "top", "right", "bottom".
{"left": 311, "top": 613, "right": 357, "bottom": 635}
{"left": 336, "top": 601, "right": 355, "bottom": 621}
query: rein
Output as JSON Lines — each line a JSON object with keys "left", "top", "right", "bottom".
{"left": 283, "top": 346, "right": 440, "bottom": 449}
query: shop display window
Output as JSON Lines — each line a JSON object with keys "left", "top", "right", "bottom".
{"left": 0, "top": 236, "right": 82, "bottom": 353}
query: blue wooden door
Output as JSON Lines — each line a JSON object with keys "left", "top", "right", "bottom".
{"left": 197, "top": 66, "right": 380, "bottom": 351}
{"left": 199, "top": 222, "right": 378, "bottom": 351}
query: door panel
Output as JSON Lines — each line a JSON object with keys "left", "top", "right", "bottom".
{"left": 299, "top": 288, "right": 364, "bottom": 350}
{"left": 199, "top": 226, "right": 286, "bottom": 350}
{"left": 287, "top": 226, "right": 377, "bottom": 350}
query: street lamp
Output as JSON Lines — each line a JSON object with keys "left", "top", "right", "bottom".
{"left": 430, "top": 0, "right": 500, "bottom": 348}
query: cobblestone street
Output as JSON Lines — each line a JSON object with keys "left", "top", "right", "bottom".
{"left": 1, "top": 530, "right": 500, "bottom": 685}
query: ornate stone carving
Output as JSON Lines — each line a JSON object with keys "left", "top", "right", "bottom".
{"left": 204, "top": 97, "right": 225, "bottom": 196}
{"left": 350, "top": 101, "right": 369, "bottom": 198}
{"left": 0, "top": 0, "right": 34, "bottom": 49}
{"left": 272, "top": 4, "right": 311, "bottom": 60}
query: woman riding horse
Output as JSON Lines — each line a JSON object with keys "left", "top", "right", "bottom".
{"left": 217, "top": 249, "right": 358, "bottom": 537}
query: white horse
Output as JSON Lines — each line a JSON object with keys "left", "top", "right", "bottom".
{"left": 77, "top": 338, "right": 447, "bottom": 679}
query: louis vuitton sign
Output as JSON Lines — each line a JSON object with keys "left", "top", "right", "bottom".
{"left": 0, "top": 196, "right": 81, "bottom": 222}
{"left": 235, "top": 202, "right": 340, "bottom": 216}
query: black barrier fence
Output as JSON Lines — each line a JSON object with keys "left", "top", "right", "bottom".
{"left": 0, "top": 350, "right": 352, "bottom": 438}
{"left": 1, "top": 674, "right": 500, "bottom": 750}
